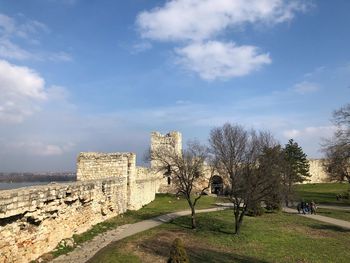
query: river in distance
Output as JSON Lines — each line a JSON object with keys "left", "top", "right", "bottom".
{"left": 0, "top": 181, "right": 72, "bottom": 191}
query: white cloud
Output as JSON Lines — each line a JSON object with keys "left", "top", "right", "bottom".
{"left": 136, "top": 0, "right": 310, "bottom": 80}
{"left": 175, "top": 41, "right": 271, "bottom": 80}
{"left": 293, "top": 81, "right": 320, "bottom": 94}
{"left": 0, "top": 38, "right": 32, "bottom": 60}
{"left": 283, "top": 129, "right": 300, "bottom": 138}
{"left": 137, "top": 0, "right": 309, "bottom": 42}
{"left": 0, "top": 14, "right": 16, "bottom": 35}
{"left": 0, "top": 59, "right": 47, "bottom": 123}
{"left": 0, "top": 13, "right": 48, "bottom": 39}
{"left": 0, "top": 13, "right": 72, "bottom": 62}
{"left": 4, "top": 141, "right": 75, "bottom": 156}
{"left": 283, "top": 126, "right": 336, "bottom": 139}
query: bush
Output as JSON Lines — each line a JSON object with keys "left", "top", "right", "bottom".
{"left": 265, "top": 201, "right": 282, "bottom": 212}
{"left": 246, "top": 204, "right": 265, "bottom": 217}
{"left": 168, "top": 238, "right": 189, "bottom": 263}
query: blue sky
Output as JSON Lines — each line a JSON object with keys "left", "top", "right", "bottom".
{"left": 0, "top": 0, "right": 349, "bottom": 171}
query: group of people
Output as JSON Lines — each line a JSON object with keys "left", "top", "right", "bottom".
{"left": 297, "top": 200, "right": 317, "bottom": 215}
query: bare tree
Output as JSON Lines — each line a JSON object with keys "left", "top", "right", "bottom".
{"left": 150, "top": 140, "right": 214, "bottom": 229}
{"left": 323, "top": 103, "right": 350, "bottom": 183}
{"left": 209, "top": 123, "right": 280, "bottom": 234}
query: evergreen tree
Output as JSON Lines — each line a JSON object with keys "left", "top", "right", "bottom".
{"left": 283, "top": 139, "right": 310, "bottom": 206}
{"left": 168, "top": 238, "right": 189, "bottom": 263}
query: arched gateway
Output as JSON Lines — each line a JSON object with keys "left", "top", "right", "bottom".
{"left": 211, "top": 175, "right": 223, "bottom": 195}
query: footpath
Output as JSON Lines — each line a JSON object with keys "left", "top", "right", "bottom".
{"left": 50, "top": 207, "right": 226, "bottom": 263}
{"left": 50, "top": 205, "right": 350, "bottom": 263}
{"left": 317, "top": 204, "right": 350, "bottom": 211}
{"left": 283, "top": 207, "right": 350, "bottom": 230}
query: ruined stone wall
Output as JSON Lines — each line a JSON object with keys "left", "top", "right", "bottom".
{"left": 308, "top": 159, "right": 328, "bottom": 183}
{"left": 134, "top": 167, "right": 158, "bottom": 207}
{"left": 76, "top": 152, "right": 134, "bottom": 181}
{"left": 0, "top": 179, "right": 127, "bottom": 263}
{"left": 0, "top": 152, "right": 158, "bottom": 263}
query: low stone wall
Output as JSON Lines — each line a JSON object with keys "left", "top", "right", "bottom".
{"left": 0, "top": 179, "right": 127, "bottom": 263}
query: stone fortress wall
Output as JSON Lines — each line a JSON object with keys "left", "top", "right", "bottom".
{"left": 150, "top": 132, "right": 329, "bottom": 193}
{"left": 0, "top": 131, "right": 329, "bottom": 263}
{"left": 0, "top": 152, "right": 159, "bottom": 263}
{"left": 308, "top": 159, "right": 328, "bottom": 183}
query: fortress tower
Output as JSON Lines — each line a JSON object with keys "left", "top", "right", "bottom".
{"left": 150, "top": 131, "right": 182, "bottom": 168}
{"left": 150, "top": 131, "right": 182, "bottom": 192}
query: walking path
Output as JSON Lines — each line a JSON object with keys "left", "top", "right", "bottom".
{"left": 283, "top": 207, "right": 350, "bottom": 230}
{"left": 317, "top": 204, "right": 350, "bottom": 211}
{"left": 50, "top": 207, "right": 226, "bottom": 263}
{"left": 50, "top": 205, "right": 350, "bottom": 263}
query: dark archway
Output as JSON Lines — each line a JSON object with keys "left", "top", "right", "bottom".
{"left": 164, "top": 165, "right": 172, "bottom": 185}
{"left": 211, "top": 175, "right": 223, "bottom": 195}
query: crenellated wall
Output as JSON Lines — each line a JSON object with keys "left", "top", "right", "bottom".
{"left": 0, "top": 152, "right": 158, "bottom": 263}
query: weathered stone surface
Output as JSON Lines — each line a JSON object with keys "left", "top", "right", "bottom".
{"left": 0, "top": 151, "right": 158, "bottom": 263}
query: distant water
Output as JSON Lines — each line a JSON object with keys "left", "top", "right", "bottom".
{"left": 0, "top": 181, "right": 59, "bottom": 190}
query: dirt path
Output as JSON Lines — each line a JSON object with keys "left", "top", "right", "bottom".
{"left": 283, "top": 207, "right": 350, "bottom": 230}
{"left": 50, "top": 207, "right": 226, "bottom": 263}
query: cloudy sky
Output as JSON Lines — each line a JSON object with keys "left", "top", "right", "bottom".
{"left": 0, "top": 0, "right": 349, "bottom": 172}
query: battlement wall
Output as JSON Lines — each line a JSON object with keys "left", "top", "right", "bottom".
{"left": 0, "top": 178, "right": 128, "bottom": 263}
{"left": 0, "top": 151, "right": 158, "bottom": 263}
{"left": 76, "top": 152, "right": 135, "bottom": 181}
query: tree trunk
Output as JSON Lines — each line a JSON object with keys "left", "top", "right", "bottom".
{"left": 285, "top": 198, "right": 289, "bottom": 207}
{"left": 234, "top": 206, "right": 245, "bottom": 235}
{"left": 191, "top": 206, "right": 196, "bottom": 229}
{"left": 235, "top": 207, "right": 247, "bottom": 235}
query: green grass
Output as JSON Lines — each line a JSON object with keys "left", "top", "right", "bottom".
{"left": 295, "top": 183, "right": 350, "bottom": 205}
{"left": 317, "top": 208, "right": 350, "bottom": 222}
{"left": 48, "top": 193, "right": 226, "bottom": 258}
{"left": 89, "top": 210, "right": 350, "bottom": 263}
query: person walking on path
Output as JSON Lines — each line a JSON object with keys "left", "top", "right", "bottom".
{"left": 310, "top": 200, "right": 317, "bottom": 215}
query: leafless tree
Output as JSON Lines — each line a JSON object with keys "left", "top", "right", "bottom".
{"left": 209, "top": 123, "right": 280, "bottom": 234}
{"left": 322, "top": 103, "right": 350, "bottom": 183}
{"left": 150, "top": 140, "right": 214, "bottom": 229}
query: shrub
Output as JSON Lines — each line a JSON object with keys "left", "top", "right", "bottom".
{"left": 246, "top": 204, "right": 265, "bottom": 217}
{"left": 168, "top": 238, "right": 189, "bottom": 263}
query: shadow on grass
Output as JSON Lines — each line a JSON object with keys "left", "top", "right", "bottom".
{"left": 309, "top": 223, "right": 350, "bottom": 233}
{"left": 140, "top": 238, "right": 269, "bottom": 263}
{"left": 169, "top": 213, "right": 235, "bottom": 234}
{"left": 318, "top": 211, "right": 332, "bottom": 215}
{"left": 189, "top": 247, "right": 270, "bottom": 263}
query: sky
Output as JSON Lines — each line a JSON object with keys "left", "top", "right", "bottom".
{"left": 0, "top": 0, "right": 349, "bottom": 172}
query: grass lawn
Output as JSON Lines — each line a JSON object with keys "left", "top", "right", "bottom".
{"left": 295, "top": 183, "right": 350, "bottom": 205}
{"left": 89, "top": 210, "right": 350, "bottom": 263}
{"left": 317, "top": 208, "right": 350, "bottom": 222}
{"left": 48, "top": 194, "right": 227, "bottom": 258}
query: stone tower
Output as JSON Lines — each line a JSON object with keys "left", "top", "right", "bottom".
{"left": 150, "top": 131, "right": 182, "bottom": 168}
{"left": 150, "top": 131, "right": 182, "bottom": 192}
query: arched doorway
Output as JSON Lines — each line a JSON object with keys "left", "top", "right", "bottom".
{"left": 211, "top": 175, "right": 223, "bottom": 195}
{"left": 164, "top": 165, "right": 172, "bottom": 186}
